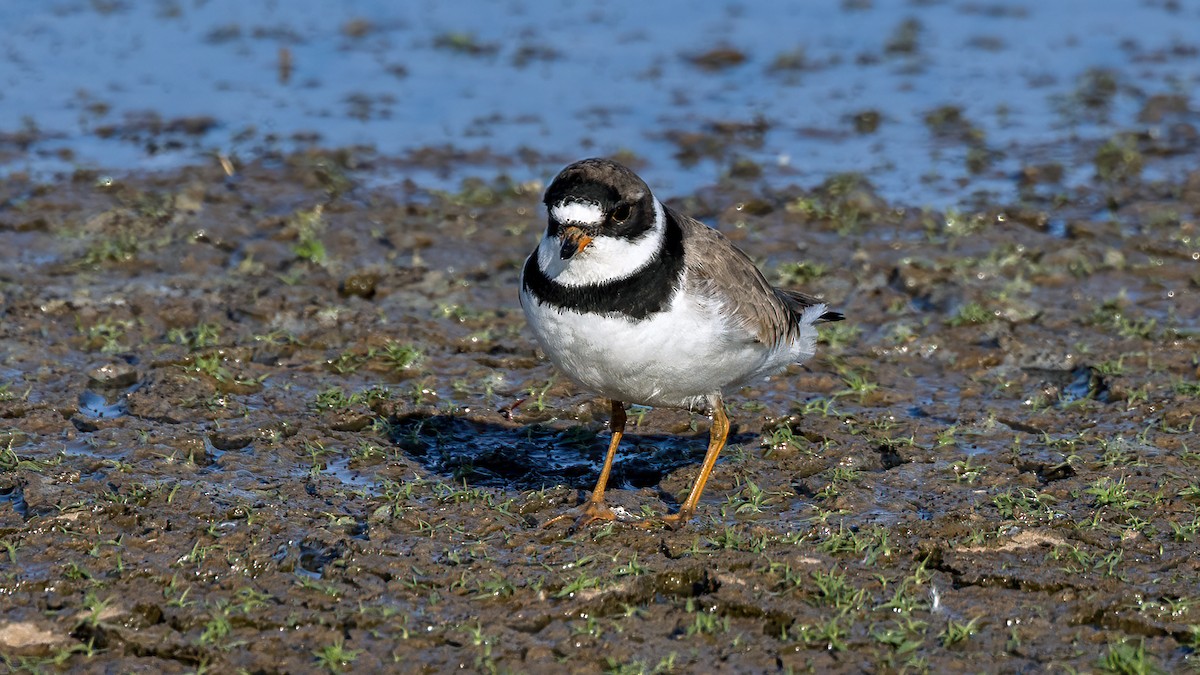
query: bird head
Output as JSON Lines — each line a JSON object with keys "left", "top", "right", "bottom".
{"left": 542, "top": 159, "right": 657, "bottom": 261}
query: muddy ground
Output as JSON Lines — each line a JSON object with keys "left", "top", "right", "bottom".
{"left": 1, "top": 128, "right": 1200, "bottom": 674}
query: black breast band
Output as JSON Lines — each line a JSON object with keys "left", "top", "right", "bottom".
{"left": 522, "top": 212, "right": 685, "bottom": 320}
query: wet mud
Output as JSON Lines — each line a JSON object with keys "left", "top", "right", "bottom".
{"left": 1, "top": 130, "right": 1198, "bottom": 673}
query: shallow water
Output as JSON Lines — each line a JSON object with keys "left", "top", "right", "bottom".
{"left": 3, "top": 0, "right": 1199, "bottom": 205}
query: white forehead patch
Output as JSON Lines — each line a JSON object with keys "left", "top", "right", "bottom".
{"left": 551, "top": 200, "right": 604, "bottom": 226}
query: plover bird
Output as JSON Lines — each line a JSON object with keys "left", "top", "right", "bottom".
{"left": 519, "top": 158, "right": 843, "bottom": 528}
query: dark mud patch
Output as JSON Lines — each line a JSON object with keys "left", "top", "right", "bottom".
{"left": 1, "top": 139, "right": 1199, "bottom": 673}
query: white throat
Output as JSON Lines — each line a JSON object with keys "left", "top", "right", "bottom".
{"left": 537, "top": 199, "right": 666, "bottom": 288}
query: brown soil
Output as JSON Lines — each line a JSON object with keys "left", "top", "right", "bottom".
{"left": 1, "top": 144, "right": 1199, "bottom": 673}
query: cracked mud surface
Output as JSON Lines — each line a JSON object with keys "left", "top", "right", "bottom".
{"left": 1, "top": 141, "right": 1198, "bottom": 673}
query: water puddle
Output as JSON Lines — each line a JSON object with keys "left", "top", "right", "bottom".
{"left": 1023, "top": 366, "right": 1111, "bottom": 406}
{"left": 77, "top": 389, "right": 128, "bottom": 419}
{"left": 321, "top": 455, "right": 377, "bottom": 491}
{"left": 61, "top": 439, "right": 111, "bottom": 460}
{"left": 0, "top": 483, "right": 28, "bottom": 519}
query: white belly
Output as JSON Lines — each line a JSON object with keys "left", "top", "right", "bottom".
{"left": 521, "top": 287, "right": 802, "bottom": 410}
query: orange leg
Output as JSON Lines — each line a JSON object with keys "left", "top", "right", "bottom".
{"left": 662, "top": 399, "right": 729, "bottom": 528}
{"left": 544, "top": 400, "right": 626, "bottom": 530}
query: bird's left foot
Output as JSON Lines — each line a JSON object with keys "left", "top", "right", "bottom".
{"left": 542, "top": 500, "right": 618, "bottom": 533}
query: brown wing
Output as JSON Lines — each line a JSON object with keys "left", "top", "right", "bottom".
{"left": 673, "top": 207, "right": 840, "bottom": 348}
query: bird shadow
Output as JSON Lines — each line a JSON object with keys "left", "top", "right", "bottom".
{"left": 385, "top": 410, "right": 756, "bottom": 492}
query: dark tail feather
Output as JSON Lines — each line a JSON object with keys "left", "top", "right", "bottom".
{"left": 775, "top": 288, "right": 845, "bottom": 323}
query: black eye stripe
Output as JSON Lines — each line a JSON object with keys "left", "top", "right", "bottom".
{"left": 523, "top": 209, "right": 684, "bottom": 320}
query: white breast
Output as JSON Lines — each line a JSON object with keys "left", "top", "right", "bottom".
{"left": 520, "top": 280, "right": 821, "bottom": 410}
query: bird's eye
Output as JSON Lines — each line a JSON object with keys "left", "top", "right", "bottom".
{"left": 611, "top": 204, "right": 632, "bottom": 223}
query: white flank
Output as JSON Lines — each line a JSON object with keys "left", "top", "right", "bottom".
{"left": 550, "top": 199, "right": 604, "bottom": 226}
{"left": 536, "top": 199, "right": 667, "bottom": 288}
